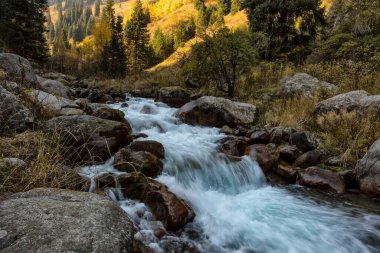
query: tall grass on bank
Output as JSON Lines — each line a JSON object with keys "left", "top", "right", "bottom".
{"left": 0, "top": 131, "right": 87, "bottom": 193}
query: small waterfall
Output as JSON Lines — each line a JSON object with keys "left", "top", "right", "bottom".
{"left": 84, "top": 97, "right": 380, "bottom": 253}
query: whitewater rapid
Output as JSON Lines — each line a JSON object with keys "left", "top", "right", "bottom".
{"left": 82, "top": 97, "right": 380, "bottom": 253}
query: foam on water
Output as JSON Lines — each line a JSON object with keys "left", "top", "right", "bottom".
{"left": 85, "top": 97, "right": 380, "bottom": 253}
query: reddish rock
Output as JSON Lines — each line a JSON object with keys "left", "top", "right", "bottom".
{"left": 129, "top": 140, "right": 165, "bottom": 159}
{"left": 245, "top": 144, "right": 279, "bottom": 172}
{"left": 294, "top": 150, "right": 322, "bottom": 168}
{"left": 277, "top": 144, "right": 299, "bottom": 164}
{"left": 222, "top": 139, "right": 248, "bottom": 157}
{"left": 250, "top": 130, "right": 270, "bottom": 144}
{"left": 119, "top": 173, "right": 195, "bottom": 231}
{"left": 298, "top": 167, "right": 345, "bottom": 194}
{"left": 274, "top": 164, "right": 298, "bottom": 184}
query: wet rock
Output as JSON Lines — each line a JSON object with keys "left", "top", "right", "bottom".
{"left": 0, "top": 53, "right": 39, "bottom": 88}
{"left": 159, "top": 236, "right": 202, "bottom": 253}
{"left": 44, "top": 115, "right": 132, "bottom": 163}
{"left": 113, "top": 148, "right": 163, "bottom": 178}
{"left": 121, "top": 102, "right": 128, "bottom": 108}
{"left": 41, "top": 79, "right": 71, "bottom": 99}
{"left": 96, "top": 173, "right": 117, "bottom": 189}
{"left": 221, "top": 139, "right": 248, "bottom": 157}
{"left": 280, "top": 73, "right": 336, "bottom": 98}
{"left": 298, "top": 167, "right": 345, "bottom": 194}
{"left": 158, "top": 86, "right": 191, "bottom": 107}
{"left": 289, "top": 132, "right": 316, "bottom": 152}
{"left": 315, "top": 90, "right": 371, "bottom": 114}
{"left": 119, "top": 173, "right": 195, "bottom": 230}
{"left": 250, "top": 130, "right": 270, "bottom": 144}
{"left": 87, "top": 91, "right": 114, "bottom": 103}
{"left": 294, "top": 150, "right": 322, "bottom": 168}
{"left": 338, "top": 170, "right": 358, "bottom": 189}
{"left": 0, "top": 86, "right": 34, "bottom": 136}
{"left": 274, "top": 164, "right": 298, "bottom": 184}
{"left": 245, "top": 144, "right": 279, "bottom": 172}
{"left": 0, "top": 188, "right": 134, "bottom": 253}
{"left": 132, "top": 133, "right": 149, "bottom": 139}
{"left": 175, "top": 96, "right": 257, "bottom": 128}
{"left": 220, "top": 125, "right": 235, "bottom": 135}
{"left": 129, "top": 140, "right": 165, "bottom": 159}
{"left": 30, "top": 90, "right": 83, "bottom": 116}
{"left": 355, "top": 139, "right": 380, "bottom": 196}
{"left": 277, "top": 144, "right": 299, "bottom": 164}
{"left": 140, "top": 104, "right": 157, "bottom": 114}
{"left": 90, "top": 104, "right": 126, "bottom": 123}
{"left": 131, "top": 88, "right": 157, "bottom": 99}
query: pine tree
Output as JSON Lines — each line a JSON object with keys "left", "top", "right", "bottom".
{"left": 94, "top": 0, "right": 101, "bottom": 17}
{"left": 0, "top": 0, "right": 48, "bottom": 64}
{"left": 124, "top": 0, "right": 152, "bottom": 72}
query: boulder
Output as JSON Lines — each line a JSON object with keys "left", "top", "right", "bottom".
{"left": 289, "top": 132, "right": 317, "bottom": 152}
{"left": 294, "top": 150, "right": 322, "bottom": 168}
{"left": 0, "top": 158, "right": 27, "bottom": 171}
{"left": 158, "top": 86, "right": 191, "bottom": 107}
{"left": 0, "top": 86, "right": 34, "bottom": 135}
{"left": 277, "top": 144, "right": 299, "bottom": 164}
{"left": 90, "top": 104, "right": 126, "bottom": 123}
{"left": 0, "top": 188, "right": 133, "bottom": 253}
{"left": 298, "top": 167, "right": 345, "bottom": 194}
{"left": 245, "top": 144, "right": 279, "bottom": 172}
{"left": 140, "top": 104, "right": 157, "bottom": 114}
{"left": 119, "top": 172, "right": 195, "bottom": 231}
{"left": 0, "top": 53, "right": 39, "bottom": 88}
{"left": 87, "top": 91, "right": 114, "bottom": 103}
{"left": 280, "top": 73, "right": 336, "bottom": 98}
{"left": 273, "top": 164, "right": 298, "bottom": 184}
{"left": 44, "top": 115, "right": 132, "bottom": 163}
{"left": 30, "top": 90, "right": 83, "bottom": 116}
{"left": 338, "top": 170, "right": 358, "bottom": 189}
{"left": 221, "top": 139, "right": 248, "bottom": 157}
{"left": 175, "top": 96, "right": 257, "bottom": 128}
{"left": 41, "top": 79, "right": 71, "bottom": 99}
{"left": 250, "top": 130, "right": 270, "bottom": 144}
{"left": 113, "top": 148, "right": 163, "bottom": 178}
{"left": 315, "top": 90, "right": 371, "bottom": 114}
{"left": 1, "top": 81, "right": 20, "bottom": 94}
{"left": 355, "top": 139, "right": 380, "bottom": 196}
{"left": 129, "top": 140, "right": 165, "bottom": 159}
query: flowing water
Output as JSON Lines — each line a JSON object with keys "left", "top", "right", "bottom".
{"left": 81, "top": 97, "right": 380, "bottom": 253}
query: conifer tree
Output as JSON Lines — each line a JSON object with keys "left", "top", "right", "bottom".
{"left": 94, "top": 0, "right": 101, "bottom": 17}
{"left": 0, "top": 0, "right": 48, "bottom": 64}
{"left": 124, "top": 0, "right": 152, "bottom": 72}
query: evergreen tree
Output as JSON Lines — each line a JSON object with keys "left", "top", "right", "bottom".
{"left": 0, "top": 0, "right": 48, "bottom": 64}
{"left": 230, "top": 0, "right": 241, "bottom": 15}
{"left": 245, "top": 0, "right": 326, "bottom": 60}
{"left": 94, "top": 0, "right": 101, "bottom": 17}
{"left": 124, "top": 0, "right": 152, "bottom": 72}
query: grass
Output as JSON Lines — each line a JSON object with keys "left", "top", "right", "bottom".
{"left": 0, "top": 131, "right": 88, "bottom": 193}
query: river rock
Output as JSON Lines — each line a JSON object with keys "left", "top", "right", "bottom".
{"left": 289, "top": 132, "right": 317, "bottom": 152}
{"left": 90, "top": 104, "right": 126, "bottom": 123}
{"left": 315, "top": 90, "right": 371, "bottom": 114}
{"left": 0, "top": 86, "right": 34, "bottom": 136}
{"left": 250, "top": 130, "right": 271, "bottom": 144}
{"left": 41, "top": 79, "right": 71, "bottom": 99}
{"left": 355, "top": 139, "right": 380, "bottom": 196}
{"left": 119, "top": 173, "right": 195, "bottom": 230}
{"left": 129, "top": 140, "right": 165, "bottom": 159}
{"left": 274, "top": 164, "right": 298, "bottom": 184}
{"left": 277, "top": 144, "right": 299, "bottom": 164}
{"left": 30, "top": 90, "right": 83, "bottom": 116}
{"left": 175, "top": 96, "right": 257, "bottom": 128}
{"left": 158, "top": 86, "right": 191, "bottom": 107}
{"left": 245, "top": 144, "right": 279, "bottom": 172}
{"left": 338, "top": 170, "right": 358, "bottom": 189}
{"left": 294, "top": 150, "right": 322, "bottom": 168}
{"left": 0, "top": 188, "right": 134, "bottom": 253}
{"left": 113, "top": 148, "right": 163, "bottom": 178}
{"left": 44, "top": 115, "right": 132, "bottom": 163}
{"left": 298, "top": 167, "right": 345, "bottom": 194}
{"left": 221, "top": 139, "right": 248, "bottom": 157}
{"left": 280, "top": 73, "right": 336, "bottom": 98}
{"left": 87, "top": 91, "right": 114, "bottom": 103}
{"left": 0, "top": 53, "right": 39, "bottom": 88}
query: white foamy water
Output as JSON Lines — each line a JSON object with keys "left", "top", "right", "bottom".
{"left": 83, "top": 97, "right": 380, "bottom": 253}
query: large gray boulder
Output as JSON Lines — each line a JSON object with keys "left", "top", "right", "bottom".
{"left": 44, "top": 115, "right": 132, "bottom": 162}
{"left": 355, "top": 139, "right": 380, "bottom": 196}
{"left": 0, "top": 53, "right": 39, "bottom": 88}
{"left": 315, "top": 90, "right": 371, "bottom": 114}
{"left": 0, "top": 188, "right": 134, "bottom": 253}
{"left": 41, "top": 79, "right": 71, "bottom": 99}
{"left": 280, "top": 73, "right": 336, "bottom": 98}
{"left": 30, "top": 90, "right": 83, "bottom": 116}
{"left": 157, "top": 86, "right": 190, "bottom": 107}
{"left": 0, "top": 86, "right": 34, "bottom": 135}
{"left": 174, "top": 96, "right": 257, "bottom": 127}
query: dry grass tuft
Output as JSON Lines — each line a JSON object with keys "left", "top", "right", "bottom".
{"left": 0, "top": 131, "right": 88, "bottom": 193}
